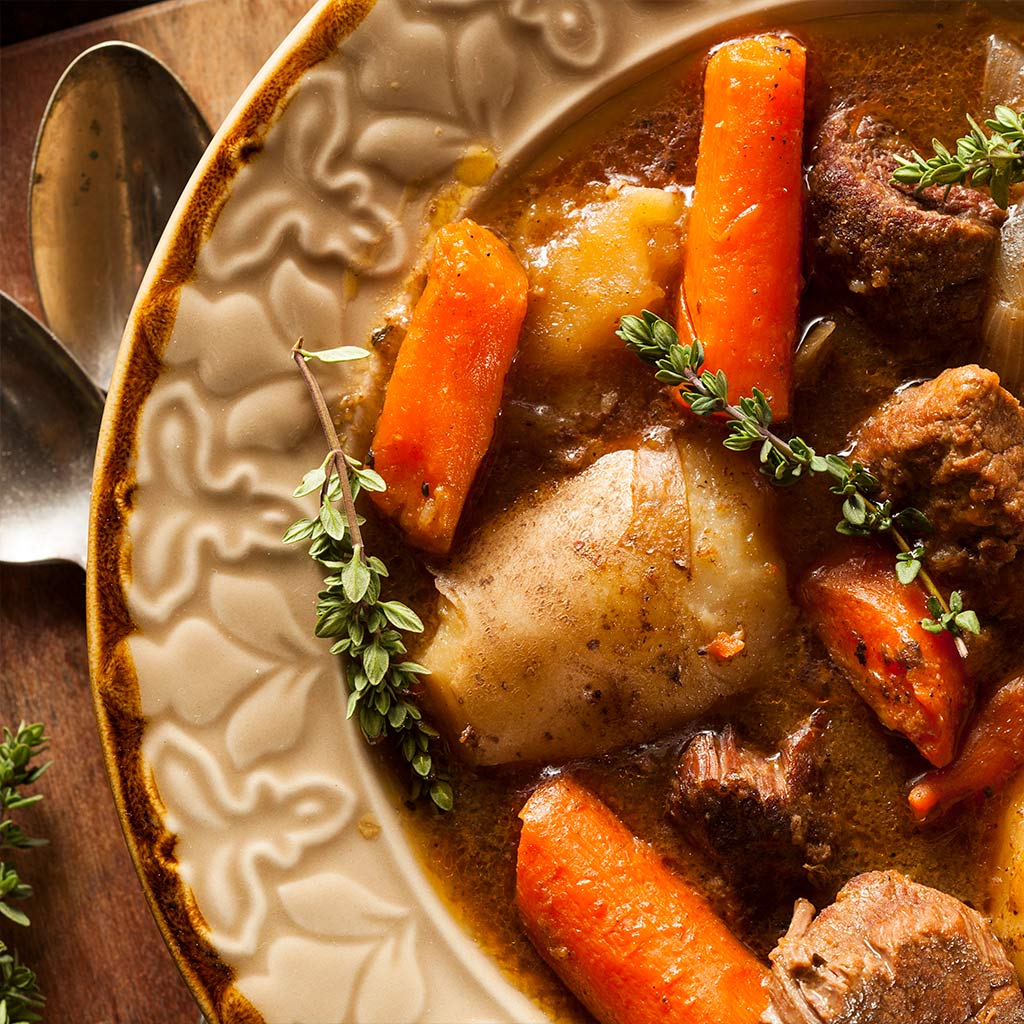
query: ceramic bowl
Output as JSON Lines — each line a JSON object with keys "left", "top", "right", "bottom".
{"left": 87, "top": 1, "right": 905, "bottom": 1020}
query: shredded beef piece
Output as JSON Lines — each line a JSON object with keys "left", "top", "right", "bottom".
{"left": 763, "top": 870, "right": 1024, "bottom": 1024}
{"left": 808, "top": 106, "right": 1005, "bottom": 346}
{"left": 668, "top": 711, "right": 830, "bottom": 905}
{"left": 854, "top": 364, "right": 1024, "bottom": 617}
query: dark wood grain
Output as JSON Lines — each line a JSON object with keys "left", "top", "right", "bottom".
{"left": 0, "top": 1, "right": 312, "bottom": 1019}
{"left": 0, "top": 562, "right": 197, "bottom": 1023}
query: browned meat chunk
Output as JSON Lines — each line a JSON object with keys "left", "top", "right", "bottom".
{"left": 854, "top": 365, "right": 1024, "bottom": 616}
{"left": 808, "top": 106, "right": 1005, "bottom": 345}
{"left": 763, "top": 870, "right": 1024, "bottom": 1024}
{"left": 669, "top": 711, "right": 830, "bottom": 903}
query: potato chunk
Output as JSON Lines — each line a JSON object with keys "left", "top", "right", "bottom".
{"left": 420, "top": 429, "right": 794, "bottom": 765}
{"left": 989, "top": 769, "right": 1024, "bottom": 983}
{"left": 512, "top": 183, "right": 687, "bottom": 384}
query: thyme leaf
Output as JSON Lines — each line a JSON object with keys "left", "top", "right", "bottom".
{"left": 619, "top": 311, "right": 979, "bottom": 657}
{"left": 285, "top": 343, "right": 452, "bottom": 811}
{"left": 890, "top": 106, "right": 1024, "bottom": 209}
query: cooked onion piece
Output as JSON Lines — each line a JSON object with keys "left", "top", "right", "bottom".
{"left": 979, "top": 36, "right": 1024, "bottom": 399}
{"left": 983, "top": 35, "right": 1024, "bottom": 113}
{"left": 989, "top": 769, "right": 1024, "bottom": 983}
{"left": 420, "top": 428, "right": 795, "bottom": 765}
{"left": 793, "top": 318, "right": 836, "bottom": 387}
{"left": 981, "top": 209, "right": 1024, "bottom": 400}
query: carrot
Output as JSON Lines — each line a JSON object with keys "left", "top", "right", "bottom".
{"left": 800, "top": 547, "right": 970, "bottom": 768}
{"left": 370, "top": 219, "right": 528, "bottom": 554}
{"left": 677, "top": 34, "right": 806, "bottom": 419}
{"left": 909, "top": 673, "right": 1024, "bottom": 822}
{"left": 705, "top": 628, "right": 746, "bottom": 662}
{"left": 516, "top": 776, "right": 768, "bottom": 1024}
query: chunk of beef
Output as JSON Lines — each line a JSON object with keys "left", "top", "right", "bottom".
{"left": 668, "top": 711, "right": 830, "bottom": 904}
{"left": 808, "top": 106, "right": 1005, "bottom": 346}
{"left": 854, "top": 365, "right": 1024, "bottom": 617}
{"left": 763, "top": 870, "right": 1024, "bottom": 1024}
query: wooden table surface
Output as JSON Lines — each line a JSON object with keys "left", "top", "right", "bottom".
{"left": 0, "top": 2, "right": 311, "bottom": 1019}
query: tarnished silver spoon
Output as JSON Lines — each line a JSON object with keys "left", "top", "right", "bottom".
{"left": 29, "top": 41, "right": 211, "bottom": 394}
{"left": 0, "top": 294, "right": 103, "bottom": 568}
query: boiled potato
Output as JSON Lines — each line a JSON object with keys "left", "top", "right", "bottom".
{"left": 420, "top": 428, "right": 795, "bottom": 765}
{"left": 989, "top": 769, "right": 1024, "bottom": 982}
{"left": 511, "top": 182, "right": 687, "bottom": 383}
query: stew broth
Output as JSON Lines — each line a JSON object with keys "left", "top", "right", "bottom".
{"left": 374, "top": 6, "right": 1023, "bottom": 1022}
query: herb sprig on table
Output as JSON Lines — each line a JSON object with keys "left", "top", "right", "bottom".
{"left": 0, "top": 723, "right": 49, "bottom": 927}
{"left": 0, "top": 943, "right": 44, "bottom": 1024}
{"left": 0, "top": 722, "right": 48, "bottom": 1024}
{"left": 619, "top": 311, "right": 980, "bottom": 656}
{"left": 890, "top": 105, "right": 1024, "bottom": 210}
{"left": 285, "top": 342, "right": 453, "bottom": 811}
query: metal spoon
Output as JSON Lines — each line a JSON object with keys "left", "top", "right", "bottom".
{"left": 29, "top": 41, "right": 211, "bottom": 394}
{"left": 0, "top": 294, "right": 103, "bottom": 568}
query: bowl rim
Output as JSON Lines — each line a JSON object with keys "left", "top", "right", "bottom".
{"left": 85, "top": 3, "right": 374, "bottom": 1018}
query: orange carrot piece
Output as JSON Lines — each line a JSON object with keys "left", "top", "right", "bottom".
{"left": 909, "top": 673, "right": 1024, "bottom": 822}
{"left": 800, "top": 547, "right": 970, "bottom": 768}
{"left": 370, "top": 219, "right": 528, "bottom": 554}
{"left": 705, "top": 628, "right": 746, "bottom": 662}
{"left": 517, "top": 776, "right": 768, "bottom": 1024}
{"left": 678, "top": 34, "right": 806, "bottom": 419}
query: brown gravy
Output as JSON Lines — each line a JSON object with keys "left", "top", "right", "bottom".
{"left": 372, "top": 6, "right": 1023, "bottom": 1022}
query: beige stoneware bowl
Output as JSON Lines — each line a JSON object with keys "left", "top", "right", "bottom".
{"left": 86, "top": 1, "right": 914, "bottom": 1020}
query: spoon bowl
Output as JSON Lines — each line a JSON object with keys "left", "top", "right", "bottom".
{"left": 0, "top": 294, "right": 104, "bottom": 568}
{"left": 29, "top": 42, "right": 211, "bottom": 394}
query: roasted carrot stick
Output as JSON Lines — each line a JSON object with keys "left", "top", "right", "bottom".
{"left": 370, "top": 219, "right": 528, "bottom": 555}
{"left": 677, "top": 34, "right": 806, "bottom": 419}
{"left": 800, "top": 547, "right": 969, "bottom": 768}
{"left": 517, "top": 776, "right": 768, "bottom": 1024}
{"left": 910, "top": 672, "right": 1024, "bottom": 822}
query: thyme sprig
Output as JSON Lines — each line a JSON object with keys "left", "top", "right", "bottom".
{"left": 0, "top": 723, "right": 49, "bottom": 928}
{"left": 0, "top": 941, "right": 44, "bottom": 1024}
{"left": 618, "top": 311, "right": 980, "bottom": 656}
{"left": 890, "top": 105, "right": 1024, "bottom": 210}
{"left": 0, "top": 724, "right": 47, "bottom": 1022}
{"left": 285, "top": 342, "right": 452, "bottom": 811}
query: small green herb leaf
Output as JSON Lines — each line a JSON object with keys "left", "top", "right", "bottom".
{"left": 895, "top": 558, "right": 921, "bottom": 585}
{"left": 363, "top": 643, "right": 390, "bottom": 687}
{"left": 895, "top": 544, "right": 925, "bottom": 585}
{"left": 430, "top": 780, "right": 454, "bottom": 811}
{"left": 378, "top": 601, "right": 424, "bottom": 632}
{"left": 319, "top": 501, "right": 346, "bottom": 541}
{"left": 0, "top": 902, "right": 29, "bottom": 928}
{"left": 282, "top": 518, "right": 316, "bottom": 544}
{"left": 341, "top": 550, "right": 371, "bottom": 603}
{"left": 955, "top": 610, "right": 981, "bottom": 635}
{"left": 294, "top": 453, "right": 332, "bottom": 498}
